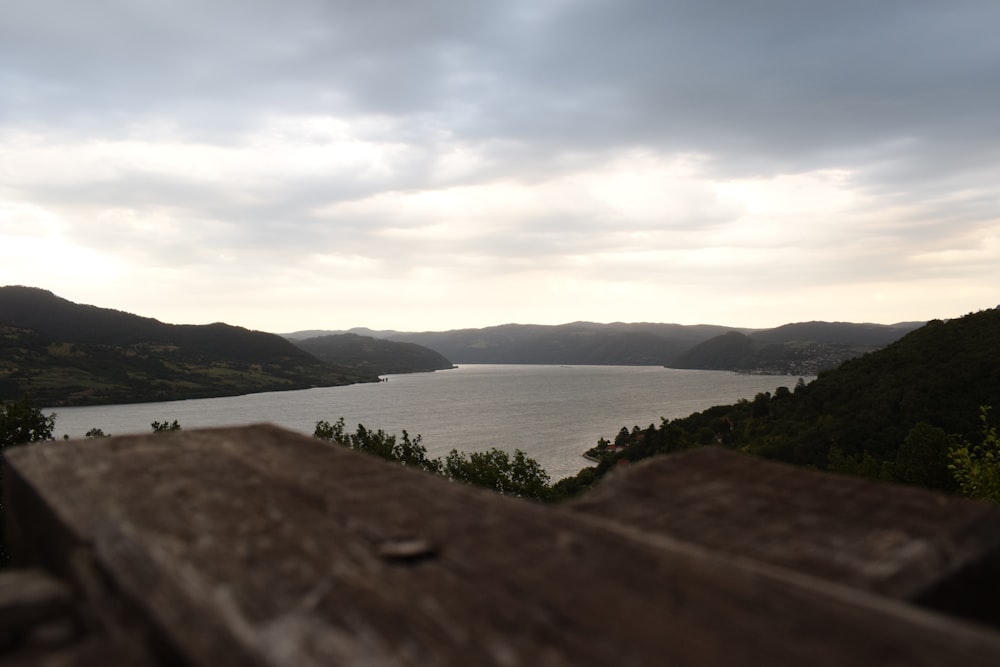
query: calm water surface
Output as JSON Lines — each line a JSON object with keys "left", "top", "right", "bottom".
{"left": 48, "top": 365, "right": 808, "bottom": 479}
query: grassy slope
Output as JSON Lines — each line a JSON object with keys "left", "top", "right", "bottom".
{"left": 0, "top": 287, "right": 376, "bottom": 405}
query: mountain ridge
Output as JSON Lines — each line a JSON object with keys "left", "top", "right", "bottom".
{"left": 671, "top": 321, "right": 921, "bottom": 374}
{"left": 285, "top": 319, "right": 923, "bottom": 370}
{"left": 0, "top": 287, "right": 447, "bottom": 405}
{"left": 290, "top": 333, "right": 454, "bottom": 375}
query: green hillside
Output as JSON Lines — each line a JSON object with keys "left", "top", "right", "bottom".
{"left": 671, "top": 321, "right": 918, "bottom": 375}
{"left": 556, "top": 307, "right": 1000, "bottom": 499}
{"left": 291, "top": 333, "right": 454, "bottom": 375}
{"left": 0, "top": 286, "right": 375, "bottom": 405}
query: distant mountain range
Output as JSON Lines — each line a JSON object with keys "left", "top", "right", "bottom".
{"left": 0, "top": 284, "right": 928, "bottom": 406}
{"left": 286, "top": 320, "right": 924, "bottom": 374}
{"left": 0, "top": 287, "right": 450, "bottom": 405}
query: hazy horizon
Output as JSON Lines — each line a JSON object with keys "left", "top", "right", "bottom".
{"left": 280, "top": 317, "right": 930, "bottom": 337}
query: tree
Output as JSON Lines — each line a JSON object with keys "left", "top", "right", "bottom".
{"left": 85, "top": 428, "right": 110, "bottom": 438}
{"left": 151, "top": 420, "right": 181, "bottom": 432}
{"left": 0, "top": 396, "right": 55, "bottom": 450}
{"left": 394, "top": 429, "right": 439, "bottom": 472}
{"left": 313, "top": 418, "right": 346, "bottom": 444}
{"left": 314, "top": 417, "right": 550, "bottom": 498}
{"left": 894, "top": 422, "right": 957, "bottom": 491}
{"left": 549, "top": 466, "right": 599, "bottom": 502}
{"left": 314, "top": 418, "right": 442, "bottom": 474}
{"left": 949, "top": 407, "right": 1000, "bottom": 502}
{"left": 443, "top": 448, "right": 551, "bottom": 501}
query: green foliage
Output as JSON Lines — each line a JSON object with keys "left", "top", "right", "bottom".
{"left": 549, "top": 466, "right": 601, "bottom": 502}
{"left": 85, "top": 427, "right": 110, "bottom": 438}
{"left": 314, "top": 418, "right": 550, "bottom": 499}
{"left": 314, "top": 418, "right": 441, "bottom": 474}
{"left": 313, "top": 418, "right": 345, "bottom": 443}
{"left": 948, "top": 407, "right": 1000, "bottom": 502}
{"left": 151, "top": 420, "right": 182, "bottom": 432}
{"left": 827, "top": 446, "right": 892, "bottom": 482}
{"left": 557, "top": 308, "right": 1000, "bottom": 497}
{"left": 894, "top": 423, "right": 958, "bottom": 491}
{"left": 0, "top": 396, "right": 55, "bottom": 449}
{"left": 443, "top": 448, "right": 551, "bottom": 501}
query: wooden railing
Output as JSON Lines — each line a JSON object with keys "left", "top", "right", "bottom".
{"left": 3, "top": 424, "right": 1000, "bottom": 665}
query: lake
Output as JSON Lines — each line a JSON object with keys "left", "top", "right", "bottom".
{"left": 47, "top": 365, "right": 808, "bottom": 480}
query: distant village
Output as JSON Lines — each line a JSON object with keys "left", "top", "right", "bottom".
{"left": 737, "top": 344, "right": 873, "bottom": 376}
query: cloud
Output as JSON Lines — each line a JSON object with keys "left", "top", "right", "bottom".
{"left": 1, "top": 0, "right": 998, "bottom": 330}
{"left": 7, "top": 1, "right": 998, "bottom": 164}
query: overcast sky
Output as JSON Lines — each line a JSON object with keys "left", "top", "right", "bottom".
{"left": 2, "top": 1, "right": 999, "bottom": 333}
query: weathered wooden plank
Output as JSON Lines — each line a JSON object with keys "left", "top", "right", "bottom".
{"left": 570, "top": 446, "right": 1000, "bottom": 603}
{"left": 0, "top": 568, "right": 72, "bottom": 634}
{"left": 5, "top": 425, "right": 1000, "bottom": 666}
{"left": 0, "top": 567, "right": 151, "bottom": 666}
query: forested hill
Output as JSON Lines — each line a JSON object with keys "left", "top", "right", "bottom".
{"left": 287, "top": 320, "right": 919, "bottom": 371}
{"left": 365, "top": 322, "right": 736, "bottom": 365}
{"left": 671, "top": 321, "right": 921, "bottom": 374}
{"left": 751, "top": 320, "right": 922, "bottom": 345}
{"left": 0, "top": 286, "right": 375, "bottom": 405}
{"left": 291, "top": 333, "right": 455, "bottom": 375}
{"left": 0, "top": 286, "right": 315, "bottom": 362}
{"left": 554, "top": 307, "right": 1000, "bottom": 499}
